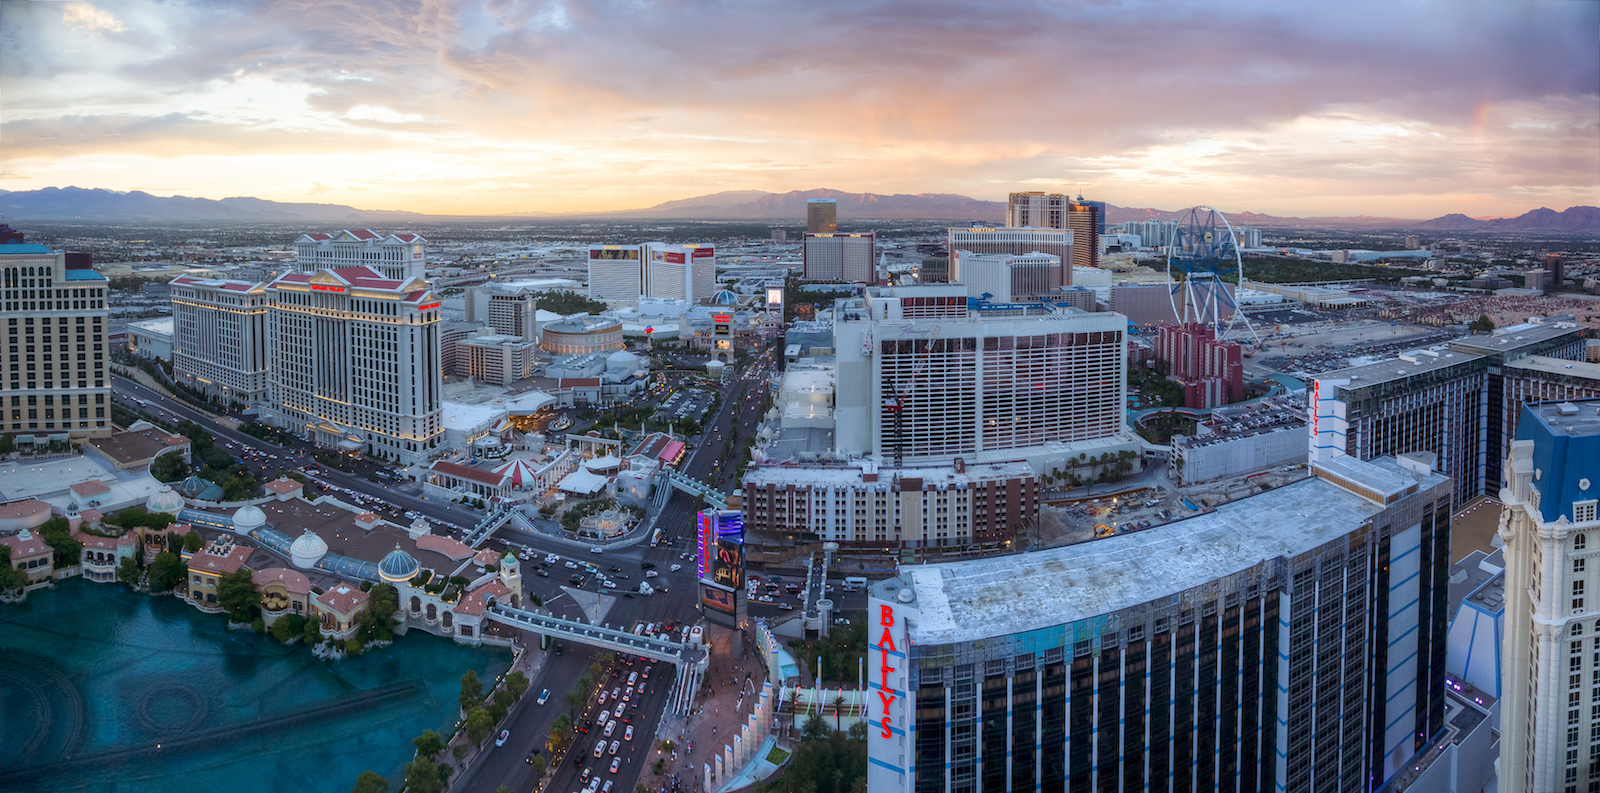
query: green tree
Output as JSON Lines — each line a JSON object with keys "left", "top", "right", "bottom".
{"left": 566, "top": 687, "right": 586, "bottom": 718}
{"left": 0, "top": 434, "right": 14, "bottom": 455}
{"left": 548, "top": 713, "right": 573, "bottom": 754}
{"left": 116, "top": 556, "right": 141, "bottom": 587}
{"left": 402, "top": 757, "right": 443, "bottom": 793}
{"left": 460, "top": 669, "right": 483, "bottom": 712}
{"left": 147, "top": 551, "right": 187, "bottom": 592}
{"left": 303, "top": 613, "right": 323, "bottom": 643}
{"left": 451, "top": 743, "right": 469, "bottom": 764}
{"left": 413, "top": 730, "right": 445, "bottom": 761}
{"left": 350, "top": 770, "right": 389, "bottom": 793}
{"left": 505, "top": 670, "right": 530, "bottom": 699}
{"left": 832, "top": 694, "right": 846, "bottom": 731}
{"left": 271, "top": 613, "right": 306, "bottom": 643}
{"left": 358, "top": 583, "right": 398, "bottom": 642}
{"left": 183, "top": 530, "right": 204, "bottom": 553}
{"left": 802, "top": 714, "right": 830, "bottom": 741}
{"left": 150, "top": 452, "right": 188, "bottom": 482}
{"left": 465, "top": 707, "right": 493, "bottom": 746}
{"left": 36, "top": 517, "right": 81, "bottom": 567}
{"left": 0, "top": 551, "right": 29, "bottom": 595}
{"left": 216, "top": 567, "right": 259, "bottom": 621}
{"left": 527, "top": 754, "right": 547, "bottom": 784}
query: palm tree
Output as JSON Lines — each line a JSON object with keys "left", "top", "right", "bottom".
{"left": 831, "top": 694, "right": 846, "bottom": 731}
{"left": 783, "top": 689, "right": 800, "bottom": 735}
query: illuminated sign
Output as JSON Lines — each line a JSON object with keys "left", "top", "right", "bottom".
{"left": 591, "top": 248, "right": 640, "bottom": 260}
{"left": 664, "top": 252, "right": 687, "bottom": 264}
{"left": 311, "top": 284, "right": 346, "bottom": 293}
{"left": 765, "top": 287, "right": 784, "bottom": 308}
{"left": 701, "top": 581, "right": 737, "bottom": 615}
{"left": 692, "top": 247, "right": 715, "bottom": 259}
{"left": 712, "top": 314, "right": 732, "bottom": 324}
{"left": 417, "top": 302, "right": 441, "bottom": 310}
{"left": 713, "top": 539, "right": 744, "bottom": 588}
{"left": 876, "top": 603, "right": 903, "bottom": 739}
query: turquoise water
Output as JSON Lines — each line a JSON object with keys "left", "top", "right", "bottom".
{"left": 0, "top": 578, "right": 511, "bottom": 792}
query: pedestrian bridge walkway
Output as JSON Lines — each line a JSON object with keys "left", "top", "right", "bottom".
{"left": 658, "top": 468, "right": 727, "bottom": 509}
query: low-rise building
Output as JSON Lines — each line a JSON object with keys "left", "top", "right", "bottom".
{"left": 1, "top": 528, "right": 53, "bottom": 590}
{"left": 742, "top": 459, "right": 1038, "bottom": 551}
{"left": 312, "top": 581, "right": 370, "bottom": 640}
{"left": 127, "top": 317, "right": 174, "bottom": 361}
{"left": 75, "top": 529, "right": 137, "bottom": 583}
{"left": 83, "top": 426, "right": 191, "bottom": 472}
{"left": 184, "top": 535, "right": 255, "bottom": 611}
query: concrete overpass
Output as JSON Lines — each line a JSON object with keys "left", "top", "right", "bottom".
{"left": 658, "top": 467, "right": 728, "bottom": 510}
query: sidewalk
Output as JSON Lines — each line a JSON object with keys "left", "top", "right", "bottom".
{"left": 651, "top": 624, "right": 780, "bottom": 793}
{"left": 448, "top": 628, "right": 545, "bottom": 790}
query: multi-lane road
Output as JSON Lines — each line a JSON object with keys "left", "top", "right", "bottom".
{"left": 109, "top": 347, "right": 811, "bottom": 793}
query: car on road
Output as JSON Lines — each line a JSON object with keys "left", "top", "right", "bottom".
{"left": 610, "top": 757, "right": 621, "bottom": 774}
{"left": 580, "top": 768, "right": 592, "bottom": 784}
{"left": 597, "top": 710, "right": 609, "bottom": 726}
{"left": 537, "top": 688, "right": 550, "bottom": 705}
{"left": 495, "top": 729, "right": 510, "bottom": 747}
{"left": 604, "top": 719, "right": 616, "bottom": 737}
{"left": 590, "top": 545, "right": 603, "bottom": 554}
{"left": 603, "top": 780, "right": 614, "bottom": 793}
{"left": 587, "top": 777, "right": 600, "bottom": 792}
{"left": 624, "top": 725, "right": 634, "bottom": 741}
{"left": 536, "top": 569, "right": 549, "bottom": 577}
{"left": 608, "top": 740, "right": 620, "bottom": 756}
{"left": 779, "top": 603, "right": 794, "bottom": 610}
{"left": 593, "top": 739, "right": 606, "bottom": 758}
{"left": 668, "top": 563, "right": 682, "bottom": 572}
{"left": 565, "top": 561, "right": 579, "bottom": 569}
{"left": 598, "top": 689, "right": 608, "bottom": 704}
{"left": 645, "top": 570, "right": 659, "bottom": 578}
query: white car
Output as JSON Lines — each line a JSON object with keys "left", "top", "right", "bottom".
{"left": 602, "top": 580, "right": 617, "bottom": 589}
{"left": 565, "top": 561, "right": 578, "bottom": 569}
{"left": 537, "top": 688, "right": 550, "bottom": 705}
{"left": 598, "top": 690, "right": 608, "bottom": 704}
{"left": 624, "top": 724, "right": 634, "bottom": 741}
{"left": 604, "top": 719, "right": 616, "bottom": 737}
{"left": 495, "top": 729, "right": 509, "bottom": 747}
{"left": 645, "top": 570, "right": 659, "bottom": 578}
{"left": 608, "top": 740, "right": 620, "bottom": 756}
{"left": 589, "top": 545, "right": 603, "bottom": 554}
{"left": 669, "top": 564, "right": 682, "bottom": 572}
{"left": 593, "top": 739, "right": 606, "bottom": 758}
{"left": 597, "top": 710, "right": 610, "bottom": 726}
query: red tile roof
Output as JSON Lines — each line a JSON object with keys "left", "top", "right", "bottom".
{"left": 70, "top": 480, "right": 111, "bottom": 497}
{"left": 220, "top": 282, "right": 258, "bottom": 292}
{"left": 348, "top": 229, "right": 380, "bottom": 241}
{"left": 1, "top": 532, "right": 50, "bottom": 559}
{"left": 316, "top": 583, "right": 369, "bottom": 614}
{"left": 416, "top": 534, "right": 474, "bottom": 561}
{"left": 189, "top": 545, "right": 255, "bottom": 576}
{"left": 558, "top": 378, "right": 601, "bottom": 388}
{"left": 305, "top": 233, "right": 332, "bottom": 241}
{"left": 0, "top": 498, "right": 51, "bottom": 521}
{"left": 393, "top": 233, "right": 420, "bottom": 243}
{"left": 454, "top": 581, "right": 513, "bottom": 616}
{"left": 429, "top": 460, "right": 507, "bottom": 488}
{"left": 262, "top": 477, "right": 303, "bottom": 495}
{"left": 252, "top": 567, "right": 311, "bottom": 594}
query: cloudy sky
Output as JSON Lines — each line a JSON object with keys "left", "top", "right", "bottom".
{"left": 1, "top": 0, "right": 1595, "bottom": 218}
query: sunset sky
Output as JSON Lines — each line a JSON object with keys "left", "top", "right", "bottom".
{"left": 1, "top": 0, "right": 1596, "bottom": 218}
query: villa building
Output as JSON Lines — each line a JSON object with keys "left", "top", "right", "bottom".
{"left": 1, "top": 528, "right": 53, "bottom": 590}
{"left": 185, "top": 535, "right": 255, "bottom": 611}
{"left": 312, "top": 582, "right": 370, "bottom": 640}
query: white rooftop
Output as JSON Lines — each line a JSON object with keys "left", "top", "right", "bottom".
{"left": 128, "top": 317, "right": 175, "bottom": 336}
{"left": 894, "top": 455, "right": 1447, "bottom": 646}
{"left": 443, "top": 401, "right": 508, "bottom": 431}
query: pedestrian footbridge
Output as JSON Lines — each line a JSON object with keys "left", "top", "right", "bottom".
{"left": 657, "top": 468, "right": 727, "bottom": 510}
{"left": 484, "top": 605, "right": 707, "bottom": 715}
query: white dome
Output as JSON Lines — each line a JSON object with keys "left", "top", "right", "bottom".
{"left": 146, "top": 485, "right": 186, "bottom": 515}
{"left": 607, "top": 350, "right": 641, "bottom": 365}
{"left": 290, "top": 530, "right": 328, "bottom": 569}
{"left": 232, "top": 504, "right": 267, "bottom": 533}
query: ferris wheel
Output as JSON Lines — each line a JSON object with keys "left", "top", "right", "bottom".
{"left": 1166, "top": 206, "right": 1260, "bottom": 344}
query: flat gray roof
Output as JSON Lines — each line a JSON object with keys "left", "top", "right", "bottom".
{"left": 897, "top": 456, "right": 1447, "bottom": 646}
{"left": 1449, "top": 322, "right": 1581, "bottom": 356}
{"left": 1317, "top": 349, "right": 1482, "bottom": 388}
{"left": 1505, "top": 354, "right": 1600, "bottom": 381}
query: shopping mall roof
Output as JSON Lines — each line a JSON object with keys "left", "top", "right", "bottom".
{"left": 894, "top": 455, "right": 1446, "bottom": 647}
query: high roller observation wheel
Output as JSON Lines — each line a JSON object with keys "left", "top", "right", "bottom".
{"left": 1164, "top": 206, "right": 1260, "bottom": 345}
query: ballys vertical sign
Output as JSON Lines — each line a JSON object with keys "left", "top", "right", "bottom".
{"left": 877, "top": 604, "right": 905, "bottom": 739}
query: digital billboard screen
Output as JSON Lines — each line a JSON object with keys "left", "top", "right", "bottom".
{"left": 713, "top": 538, "right": 744, "bottom": 589}
{"left": 701, "top": 581, "right": 737, "bottom": 615}
{"left": 590, "top": 248, "right": 639, "bottom": 260}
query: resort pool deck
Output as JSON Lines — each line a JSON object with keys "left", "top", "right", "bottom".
{"left": 0, "top": 578, "right": 511, "bottom": 792}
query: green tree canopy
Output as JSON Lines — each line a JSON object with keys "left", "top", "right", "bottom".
{"left": 147, "top": 551, "right": 187, "bottom": 592}
{"left": 0, "top": 547, "right": 29, "bottom": 594}
{"left": 150, "top": 452, "right": 188, "bottom": 482}
{"left": 402, "top": 757, "right": 443, "bottom": 793}
{"left": 460, "top": 669, "right": 483, "bottom": 712}
{"left": 216, "top": 567, "right": 259, "bottom": 621}
{"left": 465, "top": 707, "right": 494, "bottom": 746}
{"left": 105, "top": 506, "right": 175, "bottom": 532}
{"left": 349, "top": 770, "right": 388, "bottom": 793}
{"left": 36, "top": 517, "right": 81, "bottom": 568}
{"left": 116, "top": 556, "right": 141, "bottom": 587}
{"left": 505, "top": 670, "right": 530, "bottom": 699}
{"left": 183, "top": 530, "right": 205, "bottom": 553}
{"left": 412, "top": 730, "right": 445, "bottom": 761}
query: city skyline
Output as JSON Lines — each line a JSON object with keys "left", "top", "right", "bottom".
{"left": 1, "top": 0, "right": 1595, "bottom": 219}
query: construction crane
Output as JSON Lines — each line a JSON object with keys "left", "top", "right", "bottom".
{"left": 882, "top": 326, "right": 942, "bottom": 468}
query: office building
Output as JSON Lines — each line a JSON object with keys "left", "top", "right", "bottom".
{"left": 1006, "top": 192, "right": 1101, "bottom": 269}
{"left": 264, "top": 266, "right": 444, "bottom": 466}
{"left": 951, "top": 252, "right": 1063, "bottom": 302}
{"left": 831, "top": 287, "right": 1127, "bottom": 464}
{"left": 170, "top": 276, "right": 271, "bottom": 405}
{"left": 947, "top": 228, "right": 1073, "bottom": 286}
{"left": 293, "top": 229, "right": 426, "bottom": 281}
{"left": 464, "top": 282, "right": 538, "bottom": 339}
{"left": 0, "top": 237, "right": 111, "bottom": 437}
{"left": 1546, "top": 254, "right": 1566, "bottom": 291}
{"left": 803, "top": 233, "right": 876, "bottom": 283}
{"left": 1121, "top": 219, "right": 1181, "bottom": 250}
{"left": 807, "top": 198, "right": 838, "bottom": 233}
{"left": 1236, "top": 226, "right": 1263, "bottom": 248}
{"left": 1498, "top": 400, "right": 1600, "bottom": 793}
{"left": 587, "top": 244, "right": 644, "bottom": 302}
{"left": 1311, "top": 321, "right": 1588, "bottom": 505}
{"left": 1157, "top": 322, "right": 1244, "bottom": 407}
{"left": 866, "top": 452, "right": 1453, "bottom": 793}
{"left": 643, "top": 242, "right": 716, "bottom": 302}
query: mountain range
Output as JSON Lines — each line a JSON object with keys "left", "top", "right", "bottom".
{"left": 2, "top": 186, "right": 1596, "bottom": 232}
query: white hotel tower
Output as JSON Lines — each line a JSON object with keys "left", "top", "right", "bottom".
{"left": 170, "top": 276, "right": 270, "bottom": 404}
{"left": 1500, "top": 400, "right": 1600, "bottom": 793}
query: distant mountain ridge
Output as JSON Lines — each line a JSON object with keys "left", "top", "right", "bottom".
{"left": 1, "top": 186, "right": 1595, "bottom": 232}
{"left": 0, "top": 186, "right": 424, "bottom": 222}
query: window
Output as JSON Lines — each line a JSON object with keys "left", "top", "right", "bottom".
{"left": 1578, "top": 580, "right": 1587, "bottom": 612}
{"left": 1581, "top": 534, "right": 1591, "bottom": 551}
{"left": 1580, "top": 502, "right": 1599, "bottom": 524}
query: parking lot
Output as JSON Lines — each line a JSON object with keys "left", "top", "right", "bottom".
{"left": 651, "top": 388, "right": 714, "bottom": 424}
